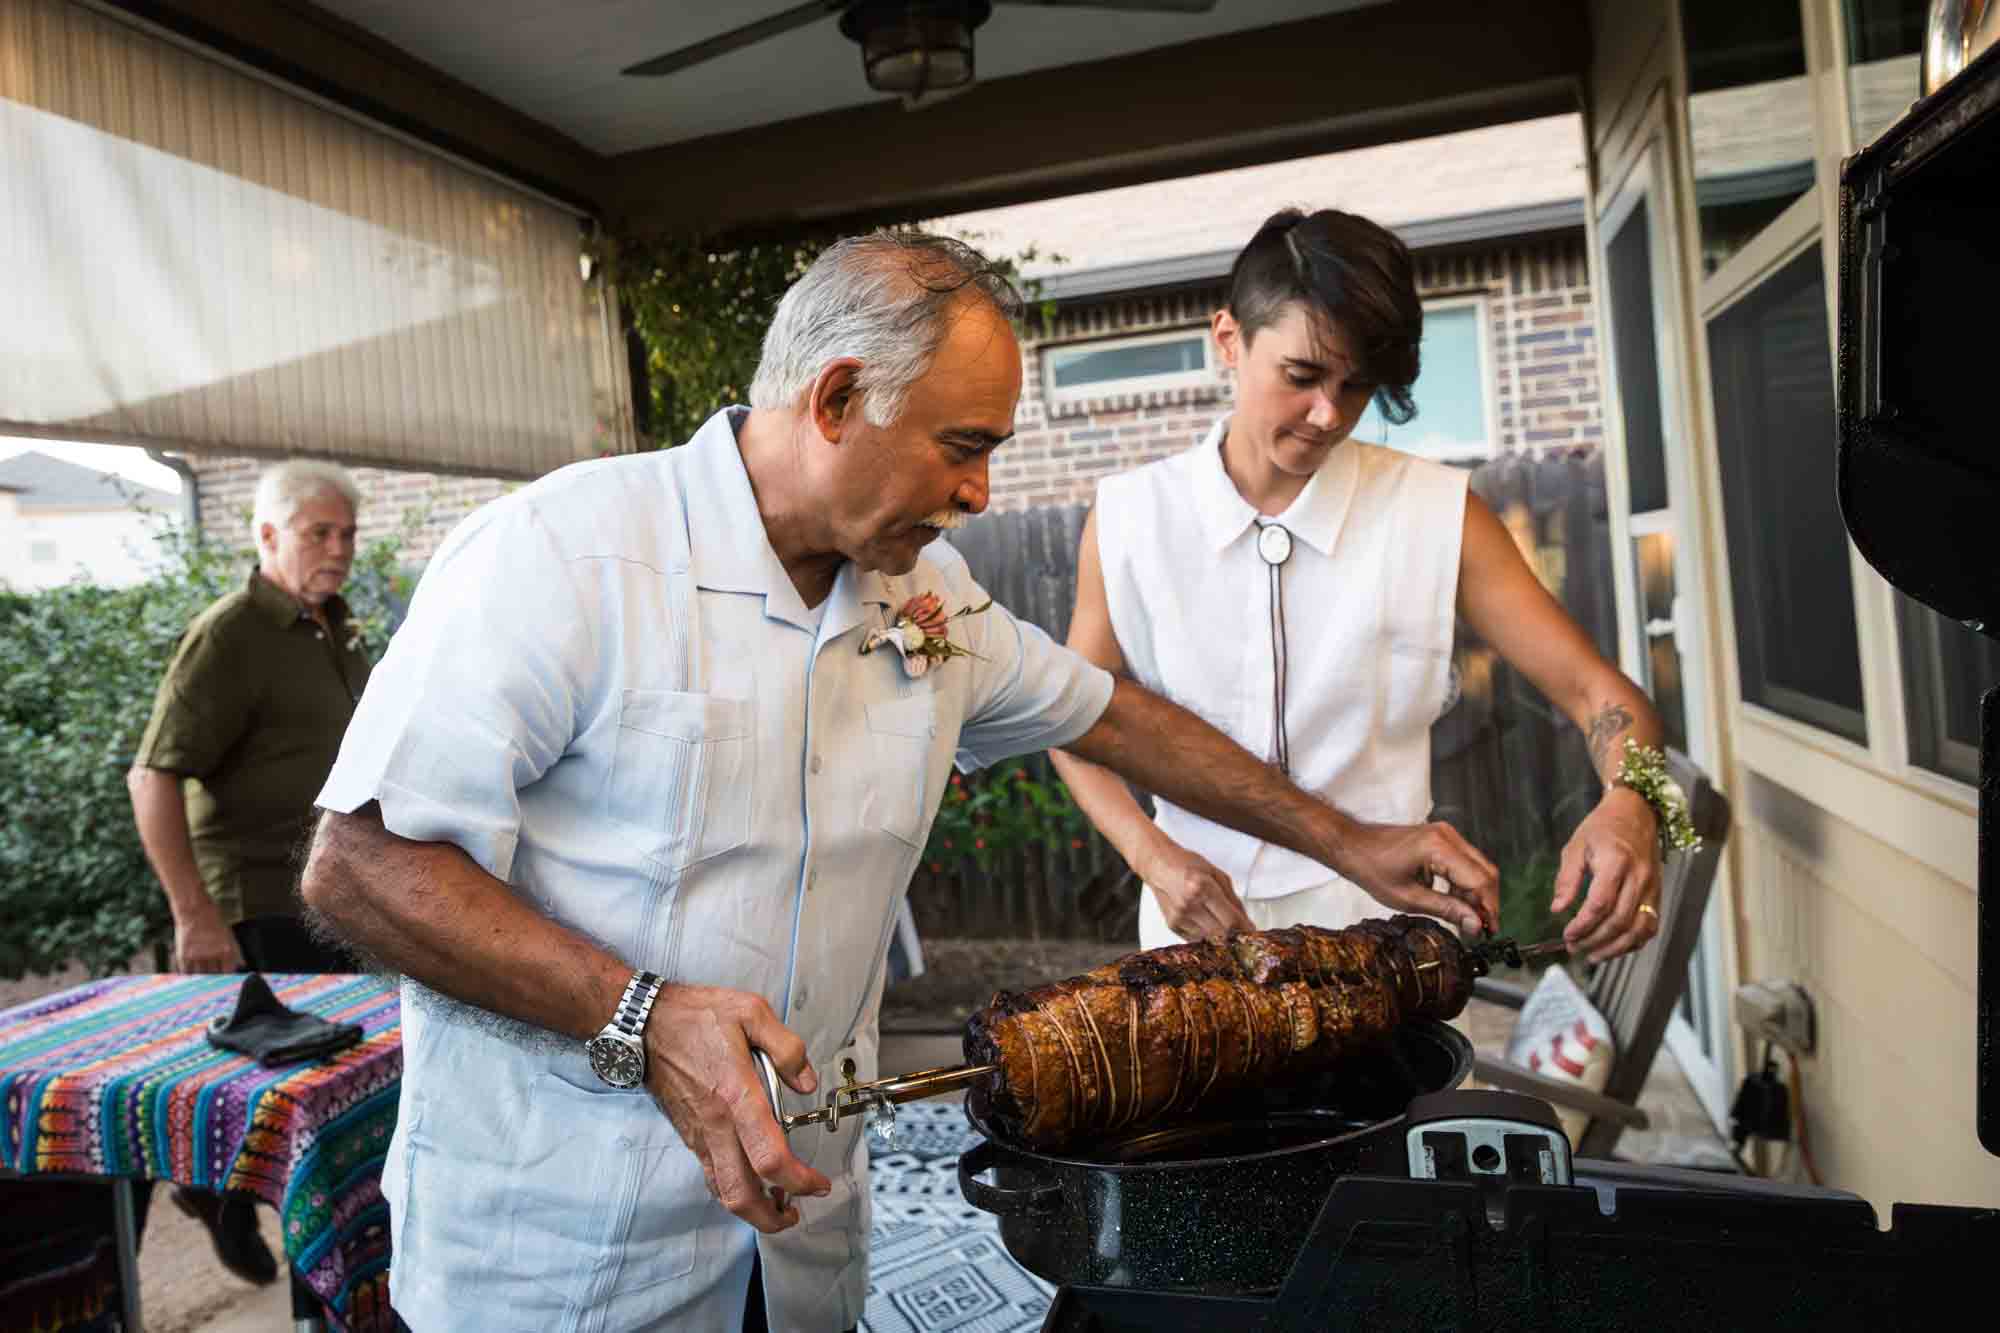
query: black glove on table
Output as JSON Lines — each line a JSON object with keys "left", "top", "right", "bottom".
{"left": 205, "top": 972, "right": 363, "bottom": 1067}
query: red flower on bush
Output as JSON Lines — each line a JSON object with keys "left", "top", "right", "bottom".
{"left": 924, "top": 765, "right": 1088, "bottom": 875}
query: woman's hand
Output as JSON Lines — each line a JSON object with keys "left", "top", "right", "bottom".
{"left": 1553, "top": 787, "right": 1662, "bottom": 962}
{"left": 1135, "top": 834, "right": 1254, "bottom": 942}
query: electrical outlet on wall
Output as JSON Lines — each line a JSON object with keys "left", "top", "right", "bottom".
{"left": 1732, "top": 980, "right": 1816, "bottom": 1056}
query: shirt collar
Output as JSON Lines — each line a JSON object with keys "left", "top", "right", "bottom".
{"left": 824, "top": 559, "right": 893, "bottom": 648}
{"left": 680, "top": 405, "right": 890, "bottom": 637}
{"left": 681, "top": 407, "right": 781, "bottom": 596}
{"left": 245, "top": 568, "right": 348, "bottom": 629}
{"left": 1190, "top": 414, "right": 1359, "bottom": 558}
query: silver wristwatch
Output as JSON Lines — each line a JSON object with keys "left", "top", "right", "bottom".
{"left": 586, "top": 969, "right": 664, "bottom": 1089}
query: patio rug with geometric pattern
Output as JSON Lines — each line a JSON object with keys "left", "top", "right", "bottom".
{"left": 862, "top": 1100, "right": 1054, "bottom": 1333}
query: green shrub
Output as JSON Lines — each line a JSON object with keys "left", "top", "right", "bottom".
{"left": 1497, "top": 850, "right": 1581, "bottom": 954}
{"left": 0, "top": 515, "right": 418, "bottom": 979}
{"left": 924, "top": 762, "right": 1090, "bottom": 876}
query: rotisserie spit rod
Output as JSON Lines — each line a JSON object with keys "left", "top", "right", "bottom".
{"left": 963, "top": 915, "right": 1484, "bottom": 1150}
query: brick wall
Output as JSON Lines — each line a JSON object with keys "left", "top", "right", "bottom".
{"left": 996, "top": 283, "right": 1231, "bottom": 511}
{"left": 188, "top": 455, "right": 513, "bottom": 565}
{"left": 993, "top": 231, "right": 1600, "bottom": 511}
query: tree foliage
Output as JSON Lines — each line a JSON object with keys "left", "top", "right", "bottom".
{"left": 602, "top": 228, "right": 1055, "bottom": 447}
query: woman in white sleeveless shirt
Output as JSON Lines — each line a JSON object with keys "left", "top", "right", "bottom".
{"left": 1051, "top": 209, "right": 1669, "bottom": 964}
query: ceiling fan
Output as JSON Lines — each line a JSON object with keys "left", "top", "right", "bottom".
{"left": 619, "top": 1, "right": 1220, "bottom": 103}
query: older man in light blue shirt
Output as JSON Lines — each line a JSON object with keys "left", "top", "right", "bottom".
{"left": 303, "top": 232, "right": 1499, "bottom": 1332}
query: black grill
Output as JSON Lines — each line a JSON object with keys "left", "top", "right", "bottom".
{"left": 1040, "top": 1169, "right": 1999, "bottom": 1330}
{"left": 1836, "top": 25, "right": 2000, "bottom": 1157}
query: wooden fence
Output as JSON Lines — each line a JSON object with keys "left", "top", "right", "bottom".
{"left": 906, "top": 450, "right": 1621, "bottom": 943}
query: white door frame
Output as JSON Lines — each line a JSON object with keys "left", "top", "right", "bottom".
{"left": 1593, "top": 106, "right": 1735, "bottom": 1132}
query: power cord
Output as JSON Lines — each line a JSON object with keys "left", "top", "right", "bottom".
{"left": 1785, "top": 1048, "right": 1823, "bottom": 1186}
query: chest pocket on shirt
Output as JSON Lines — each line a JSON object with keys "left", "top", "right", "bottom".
{"left": 1384, "top": 628, "right": 1455, "bottom": 739}
{"left": 863, "top": 692, "right": 936, "bottom": 849}
{"left": 610, "top": 689, "right": 754, "bottom": 869}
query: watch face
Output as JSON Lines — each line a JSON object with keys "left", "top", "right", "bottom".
{"left": 587, "top": 1034, "right": 644, "bottom": 1088}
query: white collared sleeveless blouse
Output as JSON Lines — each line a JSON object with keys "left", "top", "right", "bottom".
{"left": 1095, "top": 416, "right": 1470, "bottom": 902}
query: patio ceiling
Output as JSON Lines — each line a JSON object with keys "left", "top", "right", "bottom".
{"left": 106, "top": 0, "right": 1590, "bottom": 238}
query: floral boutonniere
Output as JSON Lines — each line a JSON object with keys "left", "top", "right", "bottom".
{"left": 860, "top": 591, "right": 992, "bottom": 678}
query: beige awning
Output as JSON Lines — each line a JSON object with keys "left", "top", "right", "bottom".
{"left": 0, "top": 0, "right": 630, "bottom": 478}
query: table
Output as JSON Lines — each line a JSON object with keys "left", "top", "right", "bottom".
{"left": 0, "top": 973, "right": 401, "bottom": 1333}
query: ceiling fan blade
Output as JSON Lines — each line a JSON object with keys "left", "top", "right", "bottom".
{"left": 620, "top": 1, "right": 854, "bottom": 78}
{"left": 992, "top": 1, "right": 1219, "bottom": 12}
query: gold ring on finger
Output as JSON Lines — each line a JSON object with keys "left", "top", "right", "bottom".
{"left": 1638, "top": 903, "right": 1659, "bottom": 920}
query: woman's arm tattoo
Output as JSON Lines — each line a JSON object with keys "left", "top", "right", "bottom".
{"left": 1586, "top": 702, "right": 1635, "bottom": 773}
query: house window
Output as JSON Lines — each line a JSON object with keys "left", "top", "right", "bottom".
{"left": 1606, "top": 206, "right": 1668, "bottom": 513}
{"left": 1681, "top": 0, "right": 1815, "bottom": 277}
{"left": 29, "top": 540, "right": 59, "bottom": 563}
{"left": 1355, "top": 298, "right": 1494, "bottom": 461}
{"left": 1041, "top": 328, "right": 1213, "bottom": 406}
{"left": 1842, "top": 0, "right": 1928, "bottom": 149}
{"left": 1709, "top": 245, "right": 1866, "bottom": 742}
{"left": 1898, "top": 595, "right": 1999, "bottom": 784}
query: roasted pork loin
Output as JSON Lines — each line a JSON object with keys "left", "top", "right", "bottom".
{"left": 963, "top": 915, "right": 1472, "bottom": 1150}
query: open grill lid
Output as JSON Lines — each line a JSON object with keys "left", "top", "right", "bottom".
{"left": 1835, "top": 38, "right": 1999, "bottom": 1157}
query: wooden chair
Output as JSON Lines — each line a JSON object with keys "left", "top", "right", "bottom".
{"left": 1470, "top": 748, "right": 1732, "bottom": 1160}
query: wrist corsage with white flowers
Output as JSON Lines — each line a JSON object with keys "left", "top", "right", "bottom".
{"left": 1615, "top": 739, "right": 1702, "bottom": 857}
{"left": 860, "top": 592, "right": 992, "bottom": 679}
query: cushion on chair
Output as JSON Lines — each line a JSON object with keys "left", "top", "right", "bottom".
{"left": 1501, "top": 964, "right": 1615, "bottom": 1147}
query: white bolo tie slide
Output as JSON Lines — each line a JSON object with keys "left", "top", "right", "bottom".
{"left": 1255, "top": 521, "right": 1293, "bottom": 775}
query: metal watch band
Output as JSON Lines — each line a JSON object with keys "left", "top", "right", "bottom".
{"left": 612, "top": 970, "right": 664, "bottom": 1039}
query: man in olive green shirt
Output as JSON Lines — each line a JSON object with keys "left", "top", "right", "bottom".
{"left": 126, "top": 458, "right": 371, "bottom": 1285}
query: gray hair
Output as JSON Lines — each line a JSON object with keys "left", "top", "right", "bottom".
{"left": 748, "top": 231, "right": 1023, "bottom": 426}
{"left": 251, "top": 460, "right": 361, "bottom": 539}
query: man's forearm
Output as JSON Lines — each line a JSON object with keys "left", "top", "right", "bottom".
{"left": 126, "top": 766, "right": 214, "bottom": 921}
{"left": 301, "top": 806, "right": 628, "bottom": 1043}
{"left": 1064, "top": 680, "right": 1357, "bottom": 878}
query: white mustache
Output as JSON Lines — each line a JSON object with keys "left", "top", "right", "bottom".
{"left": 918, "top": 509, "right": 969, "bottom": 530}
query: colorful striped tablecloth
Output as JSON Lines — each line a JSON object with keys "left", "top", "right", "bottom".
{"left": 0, "top": 973, "right": 400, "bottom": 1332}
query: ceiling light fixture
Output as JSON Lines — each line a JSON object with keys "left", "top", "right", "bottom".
{"left": 840, "top": 0, "right": 991, "bottom": 100}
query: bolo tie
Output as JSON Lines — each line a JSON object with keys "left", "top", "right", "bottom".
{"left": 1255, "top": 520, "right": 1294, "bottom": 775}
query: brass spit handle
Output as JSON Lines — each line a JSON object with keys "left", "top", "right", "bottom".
{"left": 752, "top": 1051, "right": 998, "bottom": 1135}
